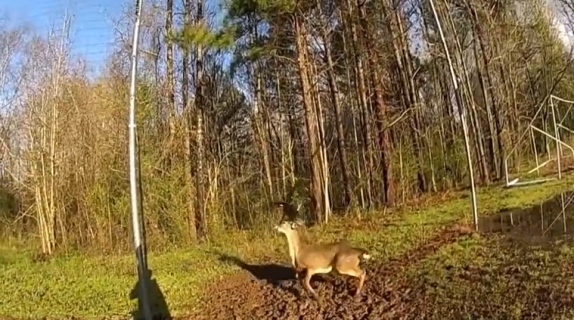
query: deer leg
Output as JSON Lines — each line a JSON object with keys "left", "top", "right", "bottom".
{"left": 336, "top": 257, "right": 366, "bottom": 297}
{"left": 294, "top": 266, "right": 304, "bottom": 279}
{"left": 303, "top": 271, "right": 319, "bottom": 300}
{"left": 355, "top": 269, "right": 366, "bottom": 297}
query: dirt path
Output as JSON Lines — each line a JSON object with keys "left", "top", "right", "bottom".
{"left": 191, "top": 225, "right": 472, "bottom": 320}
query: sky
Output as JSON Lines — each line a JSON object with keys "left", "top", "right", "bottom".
{"left": 1, "top": 0, "right": 572, "bottom": 75}
{"left": 1, "top": 0, "right": 124, "bottom": 72}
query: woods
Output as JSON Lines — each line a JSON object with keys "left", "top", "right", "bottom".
{"left": 0, "top": 0, "right": 573, "bottom": 254}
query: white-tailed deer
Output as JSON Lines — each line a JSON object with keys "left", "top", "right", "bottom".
{"left": 274, "top": 220, "right": 371, "bottom": 300}
{"left": 272, "top": 201, "right": 306, "bottom": 278}
{"left": 273, "top": 201, "right": 303, "bottom": 225}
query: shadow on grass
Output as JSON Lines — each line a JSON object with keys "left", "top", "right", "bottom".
{"left": 130, "top": 268, "right": 171, "bottom": 320}
{"left": 216, "top": 252, "right": 297, "bottom": 284}
{"left": 215, "top": 253, "right": 312, "bottom": 297}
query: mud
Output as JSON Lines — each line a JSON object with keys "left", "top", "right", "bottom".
{"left": 191, "top": 225, "right": 472, "bottom": 320}
{"left": 185, "top": 191, "right": 574, "bottom": 320}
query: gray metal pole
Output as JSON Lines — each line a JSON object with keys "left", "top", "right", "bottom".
{"left": 128, "top": 0, "right": 152, "bottom": 319}
{"left": 551, "top": 98, "right": 562, "bottom": 179}
{"left": 428, "top": 0, "right": 479, "bottom": 231}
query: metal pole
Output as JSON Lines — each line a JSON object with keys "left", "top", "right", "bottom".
{"left": 551, "top": 97, "right": 562, "bottom": 179}
{"left": 562, "top": 193, "right": 567, "bottom": 234}
{"left": 128, "top": 0, "right": 152, "bottom": 319}
{"left": 531, "top": 126, "right": 540, "bottom": 177}
{"left": 540, "top": 204, "right": 544, "bottom": 234}
{"left": 428, "top": 0, "right": 478, "bottom": 231}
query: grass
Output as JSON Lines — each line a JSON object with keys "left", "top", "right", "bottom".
{"left": 408, "top": 234, "right": 574, "bottom": 319}
{"left": 1, "top": 176, "right": 574, "bottom": 319}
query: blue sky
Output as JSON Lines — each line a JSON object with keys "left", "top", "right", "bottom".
{"left": 1, "top": 0, "right": 126, "bottom": 71}
{"left": 1, "top": 0, "right": 228, "bottom": 75}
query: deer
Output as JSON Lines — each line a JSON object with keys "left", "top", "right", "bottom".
{"left": 272, "top": 200, "right": 305, "bottom": 278}
{"left": 274, "top": 219, "right": 371, "bottom": 301}
{"left": 272, "top": 201, "right": 303, "bottom": 225}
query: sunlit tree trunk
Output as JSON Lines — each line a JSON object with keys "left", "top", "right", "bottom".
{"left": 294, "top": 15, "right": 329, "bottom": 222}
{"left": 195, "top": 0, "right": 207, "bottom": 238}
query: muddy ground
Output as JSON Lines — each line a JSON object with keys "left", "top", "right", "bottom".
{"left": 182, "top": 193, "right": 574, "bottom": 319}
{"left": 189, "top": 225, "right": 471, "bottom": 320}
{"left": 188, "top": 227, "right": 574, "bottom": 319}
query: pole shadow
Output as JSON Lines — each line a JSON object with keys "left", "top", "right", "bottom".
{"left": 130, "top": 245, "right": 171, "bottom": 320}
{"left": 130, "top": 268, "right": 171, "bottom": 320}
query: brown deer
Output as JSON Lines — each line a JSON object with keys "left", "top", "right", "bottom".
{"left": 272, "top": 201, "right": 303, "bottom": 224}
{"left": 274, "top": 220, "right": 371, "bottom": 301}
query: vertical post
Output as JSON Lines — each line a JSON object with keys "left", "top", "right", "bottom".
{"left": 128, "top": 0, "right": 152, "bottom": 320}
{"left": 428, "top": 0, "right": 478, "bottom": 230}
{"left": 530, "top": 126, "right": 540, "bottom": 177}
{"left": 540, "top": 204, "right": 544, "bottom": 234}
{"left": 562, "top": 193, "right": 567, "bottom": 234}
{"left": 551, "top": 97, "right": 562, "bottom": 179}
{"left": 136, "top": 132, "right": 149, "bottom": 271}
{"left": 504, "top": 158, "right": 509, "bottom": 185}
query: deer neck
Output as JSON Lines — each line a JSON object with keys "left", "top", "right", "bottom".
{"left": 284, "top": 230, "right": 305, "bottom": 267}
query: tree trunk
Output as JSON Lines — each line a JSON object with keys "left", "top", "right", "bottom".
{"left": 294, "top": 16, "right": 328, "bottom": 223}
{"left": 467, "top": 1, "right": 504, "bottom": 179}
{"left": 387, "top": 4, "right": 427, "bottom": 194}
{"left": 345, "top": 0, "right": 373, "bottom": 207}
{"left": 323, "top": 26, "right": 352, "bottom": 207}
{"left": 359, "top": 4, "right": 394, "bottom": 206}
{"left": 182, "top": 0, "right": 196, "bottom": 240}
{"left": 165, "top": 0, "right": 175, "bottom": 168}
{"left": 195, "top": 0, "right": 206, "bottom": 238}
{"left": 252, "top": 61, "right": 274, "bottom": 198}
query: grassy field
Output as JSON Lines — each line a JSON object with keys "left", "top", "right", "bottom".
{"left": 406, "top": 234, "right": 574, "bottom": 319}
{"left": 1, "top": 176, "right": 574, "bottom": 319}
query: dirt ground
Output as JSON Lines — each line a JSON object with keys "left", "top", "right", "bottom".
{"left": 186, "top": 191, "right": 574, "bottom": 320}
{"left": 190, "top": 225, "right": 472, "bottom": 320}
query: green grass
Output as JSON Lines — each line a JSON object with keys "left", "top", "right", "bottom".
{"left": 1, "top": 176, "right": 574, "bottom": 319}
{"left": 408, "top": 234, "right": 574, "bottom": 319}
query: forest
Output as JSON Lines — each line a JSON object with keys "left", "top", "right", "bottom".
{"left": 1, "top": 0, "right": 574, "bottom": 318}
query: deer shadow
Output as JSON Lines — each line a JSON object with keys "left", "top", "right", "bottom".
{"left": 215, "top": 252, "right": 334, "bottom": 298}
{"left": 216, "top": 252, "right": 297, "bottom": 284}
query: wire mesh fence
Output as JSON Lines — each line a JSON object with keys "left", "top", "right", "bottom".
{"left": 3, "top": 0, "right": 574, "bottom": 319}
{"left": 2, "top": 0, "right": 120, "bottom": 73}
